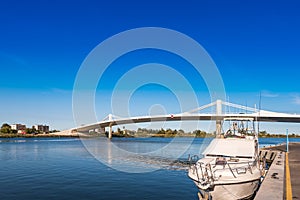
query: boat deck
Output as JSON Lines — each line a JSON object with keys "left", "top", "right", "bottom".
{"left": 255, "top": 142, "right": 300, "bottom": 200}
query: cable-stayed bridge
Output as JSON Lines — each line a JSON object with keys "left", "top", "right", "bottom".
{"left": 71, "top": 100, "right": 300, "bottom": 138}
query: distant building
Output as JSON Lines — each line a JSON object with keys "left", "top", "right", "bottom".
{"left": 33, "top": 125, "right": 49, "bottom": 133}
{"left": 11, "top": 124, "right": 27, "bottom": 134}
{"left": 11, "top": 124, "right": 26, "bottom": 131}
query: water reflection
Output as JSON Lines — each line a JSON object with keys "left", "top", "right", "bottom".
{"left": 80, "top": 137, "right": 212, "bottom": 173}
{"left": 0, "top": 138, "right": 81, "bottom": 161}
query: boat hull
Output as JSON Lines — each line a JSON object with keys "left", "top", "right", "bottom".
{"left": 195, "top": 179, "right": 260, "bottom": 200}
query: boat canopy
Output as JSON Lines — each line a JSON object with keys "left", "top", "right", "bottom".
{"left": 203, "top": 138, "right": 255, "bottom": 158}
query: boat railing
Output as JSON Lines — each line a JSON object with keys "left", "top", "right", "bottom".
{"left": 189, "top": 156, "right": 258, "bottom": 184}
{"left": 188, "top": 157, "right": 215, "bottom": 188}
{"left": 213, "top": 159, "right": 258, "bottom": 179}
{"left": 194, "top": 162, "right": 214, "bottom": 188}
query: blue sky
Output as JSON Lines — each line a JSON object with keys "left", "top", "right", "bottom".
{"left": 0, "top": 0, "right": 300, "bottom": 133}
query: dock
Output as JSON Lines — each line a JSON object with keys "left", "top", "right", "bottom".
{"left": 255, "top": 142, "right": 300, "bottom": 200}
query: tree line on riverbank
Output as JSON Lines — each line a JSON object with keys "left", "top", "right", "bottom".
{"left": 258, "top": 130, "right": 300, "bottom": 138}
{"left": 108, "top": 128, "right": 214, "bottom": 138}
{"left": 1, "top": 122, "right": 299, "bottom": 138}
{"left": 109, "top": 128, "right": 300, "bottom": 138}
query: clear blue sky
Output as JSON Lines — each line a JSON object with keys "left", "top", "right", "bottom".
{"left": 0, "top": 0, "right": 300, "bottom": 133}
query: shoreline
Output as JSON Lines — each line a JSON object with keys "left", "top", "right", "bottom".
{"left": 0, "top": 133, "right": 80, "bottom": 138}
{"left": 1, "top": 133, "right": 300, "bottom": 139}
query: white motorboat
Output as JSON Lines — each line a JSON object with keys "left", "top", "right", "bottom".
{"left": 188, "top": 118, "right": 264, "bottom": 200}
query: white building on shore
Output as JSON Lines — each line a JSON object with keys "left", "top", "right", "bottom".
{"left": 11, "top": 124, "right": 26, "bottom": 133}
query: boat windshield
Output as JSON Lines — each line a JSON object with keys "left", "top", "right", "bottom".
{"left": 203, "top": 138, "right": 256, "bottom": 158}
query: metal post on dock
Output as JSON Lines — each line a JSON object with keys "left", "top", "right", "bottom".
{"left": 286, "top": 128, "right": 289, "bottom": 152}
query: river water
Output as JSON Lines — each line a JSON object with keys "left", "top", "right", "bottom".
{"left": 0, "top": 137, "right": 299, "bottom": 200}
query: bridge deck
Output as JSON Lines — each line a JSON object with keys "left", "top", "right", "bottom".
{"left": 75, "top": 114, "right": 300, "bottom": 132}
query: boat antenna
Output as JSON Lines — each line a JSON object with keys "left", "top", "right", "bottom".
{"left": 246, "top": 100, "right": 249, "bottom": 130}
{"left": 228, "top": 96, "right": 231, "bottom": 125}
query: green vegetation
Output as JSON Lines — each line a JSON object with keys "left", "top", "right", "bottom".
{"left": 259, "top": 130, "right": 300, "bottom": 138}
{"left": 128, "top": 128, "right": 300, "bottom": 138}
{"left": 122, "top": 128, "right": 215, "bottom": 138}
{"left": 0, "top": 123, "right": 13, "bottom": 134}
{"left": 49, "top": 130, "right": 60, "bottom": 133}
{"left": 192, "top": 130, "right": 215, "bottom": 138}
{"left": 25, "top": 127, "right": 36, "bottom": 134}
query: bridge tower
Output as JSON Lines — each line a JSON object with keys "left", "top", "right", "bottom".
{"left": 216, "top": 99, "right": 222, "bottom": 136}
{"left": 108, "top": 114, "right": 113, "bottom": 139}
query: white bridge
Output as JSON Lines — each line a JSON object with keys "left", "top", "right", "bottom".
{"left": 72, "top": 100, "right": 300, "bottom": 138}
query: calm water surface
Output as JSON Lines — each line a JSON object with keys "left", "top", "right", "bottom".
{"left": 0, "top": 137, "right": 299, "bottom": 200}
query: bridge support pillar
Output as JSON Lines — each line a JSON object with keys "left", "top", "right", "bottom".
{"left": 99, "top": 127, "right": 105, "bottom": 134}
{"left": 108, "top": 125, "right": 112, "bottom": 139}
{"left": 216, "top": 120, "right": 222, "bottom": 136}
{"left": 216, "top": 99, "right": 222, "bottom": 135}
{"left": 108, "top": 114, "right": 113, "bottom": 139}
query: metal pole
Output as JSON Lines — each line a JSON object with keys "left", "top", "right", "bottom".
{"left": 286, "top": 128, "right": 289, "bottom": 152}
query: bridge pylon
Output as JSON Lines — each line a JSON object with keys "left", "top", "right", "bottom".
{"left": 108, "top": 114, "right": 113, "bottom": 139}
{"left": 216, "top": 99, "right": 222, "bottom": 135}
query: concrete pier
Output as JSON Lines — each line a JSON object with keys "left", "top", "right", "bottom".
{"left": 255, "top": 150, "right": 285, "bottom": 199}
{"left": 255, "top": 142, "right": 300, "bottom": 200}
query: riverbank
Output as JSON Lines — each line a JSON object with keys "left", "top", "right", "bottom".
{"left": 1, "top": 133, "right": 300, "bottom": 139}
{"left": 0, "top": 133, "right": 80, "bottom": 138}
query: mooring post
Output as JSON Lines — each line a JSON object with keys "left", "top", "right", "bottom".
{"left": 286, "top": 128, "right": 289, "bottom": 152}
